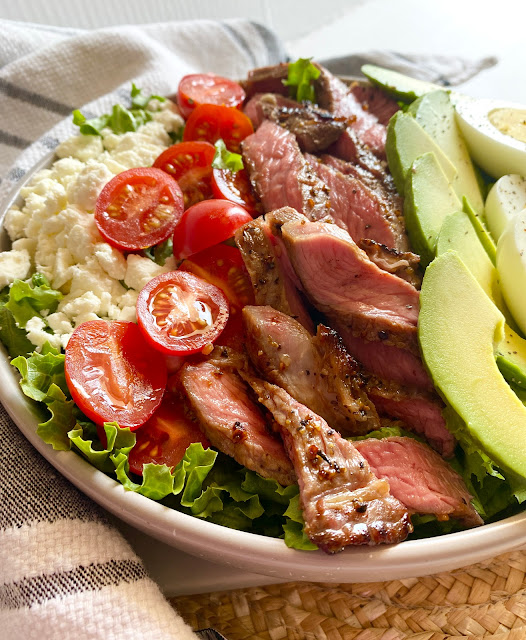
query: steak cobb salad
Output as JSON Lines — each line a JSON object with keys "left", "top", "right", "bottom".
{"left": 1, "top": 60, "right": 525, "bottom": 554}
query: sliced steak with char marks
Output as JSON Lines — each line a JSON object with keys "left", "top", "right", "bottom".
{"left": 366, "top": 378, "right": 456, "bottom": 458}
{"left": 354, "top": 437, "right": 482, "bottom": 527}
{"left": 244, "top": 93, "right": 347, "bottom": 152}
{"left": 320, "top": 154, "right": 404, "bottom": 236}
{"left": 177, "top": 360, "right": 295, "bottom": 486}
{"left": 314, "top": 65, "right": 387, "bottom": 158}
{"left": 235, "top": 209, "right": 314, "bottom": 332}
{"left": 243, "top": 63, "right": 289, "bottom": 98}
{"left": 241, "top": 120, "right": 331, "bottom": 219}
{"left": 243, "top": 305, "right": 380, "bottom": 435}
{"left": 348, "top": 83, "right": 400, "bottom": 126}
{"left": 305, "top": 154, "right": 405, "bottom": 250}
{"left": 358, "top": 239, "right": 421, "bottom": 288}
{"left": 279, "top": 217, "right": 420, "bottom": 352}
{"left": 245, "top": 376, "right": 412, "bottom": 553}
{"left": 338, "top": 332, "right": 434, "bottom": 392}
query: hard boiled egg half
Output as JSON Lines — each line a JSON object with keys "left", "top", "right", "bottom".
{"left": 497, "top": 208, "right": 526, "bottom": 336}
{"left": 454, "top": 95, "right": 526, "bottom": 179}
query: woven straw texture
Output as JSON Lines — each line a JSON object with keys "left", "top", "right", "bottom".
{"left": 170, "top": 549, "right": 526, "bottom": 639}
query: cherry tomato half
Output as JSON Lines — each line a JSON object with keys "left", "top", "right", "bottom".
{"left": 172, "top": 199, "right": 252, "bottom": 260}
{"left": 153, "top": 141, "right": 215, "bottom": 209}
{"left": 177, "top": 73, "right": 246, "bottom": 120}
{"left": 179, "top": 244, "right": 254, "bottom": 350}
{"left": 128, "top": 392, "right": 210, "bottom": 475}
{"left": 136, "top": 270, "right": 229, "bottom": 356}
{"left": 65, "top": 321, "right": 167, "bottom": 430}
{"left": 211, "top": 167, "right": 259, "bottom": 215}
{"left": 183, "top": 104, "right": 254, "bottom": 153}
{"left": 95, "top": 167, "right": 184, "bottom": 252}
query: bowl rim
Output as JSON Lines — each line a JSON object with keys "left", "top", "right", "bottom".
{"left": 2, "top": 149, "right": 526, "bottom": 584}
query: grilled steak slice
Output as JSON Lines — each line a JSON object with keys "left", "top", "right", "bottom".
{"left": 366, "top": 379, "right": 455, "bottom": 458}
{"left": 354, "top": 437, "right": 482, "bottom": 527}
{"left": 358, "top": 239, "right": 422, "bottom": 288}
{"left": 280, "top": 218, "right": 420, "bottom": 352}
{"left": 177, "top": 360, "right": 295, "bottom": 486}
{"left": 244, "top": 93, "right": 347, "bottom": 152}
{"left": 245, "top": 377, "right": 412, "bottom": 552}
{"left": 243, "top": 305, "right": 380, "bottom": 435}
{"left": 338, "top": 331, "right": 434, "bottom": 392}
{"left": 349, "top": 83, "right": 400, "bottom": 126}
{"left": 235, "top": 211, "right": 314, "bottom": 332}
{"left": 242, "top": 120, "right": 331, "bottom": 218}
{"left": 305, "top": 154, "right": 404, "bottom": 249}
{"left": 319, "top": 154, "right": 405, "bottom": 243}
{"left": 314, "top": 65, "right": 387, "bottom": 158}
{"left": 243, "top": 63, "right": 290, "bottom": 99}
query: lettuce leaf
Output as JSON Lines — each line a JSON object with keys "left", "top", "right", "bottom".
{"left": 5, "top": 274, "right": 62, "bottom": 328}
{"left": 73, "top": 84, "right": 165, "bottom": 137}
{"left": 0, "top": 302, "right": 34, "bottom": 358}
{"left": 212, "top": 139, "right": 244, "bottom": 172}
{"left": 283, "top": 494, "right": 318, "bottom": 550}
{"left": 11, "top": 345, "right": 68, "bottom": 403}
{"left": 37, "top": 383, "right": 76, "bottom": 450}
{"left": 70, "top": 421, "right": 135, "bottom": 473}
{"left": 283, "top": 57, "right": 320, "bottom": 103}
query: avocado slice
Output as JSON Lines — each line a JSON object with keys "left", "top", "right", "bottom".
{"left": 361, "top": 64, "right": 440, "bottom": 102}
{"left": 386, "top": 111, "right": 457, "bottom": 195}
{"left": 436, "top": 209, "right": 526, "bottom": 386}
{"left": 407, "top": 91, "right": 484, "bottom": 213}
{"left": 419, "top": 250, "right": 526, "bottom": 482}
{"left": 403, "top": 152, "right": 461, "bottom": 267}
{"left": 463, "top": 196, "right": 497, "bottom": 265}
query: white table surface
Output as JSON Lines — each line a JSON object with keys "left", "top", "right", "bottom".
{"left": 5, "top": 0, "right": 526, "bottom": 597}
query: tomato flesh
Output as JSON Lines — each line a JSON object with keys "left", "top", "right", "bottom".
{"left": 211, "top": 167, "right": 259, "bottom": 215}
{"left": 172, "top": 199, "right": 252, "bottom": 260}
{"left": 177, "top": 73, "right": 245, "bottom": 120}
{"left": 95, "top": 167, "right": 184, "bottom": 251}
{"left": 65, "top": 320, "right": 167, "bottom": 430}
{"left": 153, "top": 141, "right": 215, "bottom": 209}
{"left": 179, "top": 244, "right": 254, "bottom": 350}
{"left": 136, "top": 270, "right": 229, "bottom": 356}
{"left": 128, "top": 392, "right": 210, "bottom": 476}
{"left": 183, "top": 104, "right": 254, "bottom": 153}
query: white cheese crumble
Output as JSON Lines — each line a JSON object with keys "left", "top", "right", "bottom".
{"left": 2, "top": 97, "right": 184, "bottom": 351}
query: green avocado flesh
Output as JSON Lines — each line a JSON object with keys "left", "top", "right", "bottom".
{"left": 436, "top": 210, "right": 526, "bottom": 389}
{"left": 407, "top": 91, "right": 484, "bottom": 213}
{"left": 361, "top": 64, "right": 441, "bottom": 102}
{"left": 404, "top": 152, "right": 461, "bottom": 267}
{"left": 386, "top": 111, "right": 457, "bottom": 196}
{"left": 463, "top": 196, "right": 497, "bottom": 265}
{"left": 419, "top": 251, "right": 526, "bottom": 481}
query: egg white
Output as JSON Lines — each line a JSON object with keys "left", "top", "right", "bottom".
{"left": 497, "top": 208, "right": 526, "bottom": 335}
{"left": 485, "top": 174, "right": 526, "bottom": 241}
{"left": 454, "top": 95, "right": 526, "bottom": 179}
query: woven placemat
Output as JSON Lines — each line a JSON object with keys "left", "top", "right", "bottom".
{"left": 170, "top": 549, "right": 526, "bottom": 639}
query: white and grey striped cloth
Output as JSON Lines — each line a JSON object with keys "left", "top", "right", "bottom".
{"left": 0, "top": 18, "right": 286, "bottom": 640}
{"left": 0, "top": 17, "right": 497, "bottom": 640}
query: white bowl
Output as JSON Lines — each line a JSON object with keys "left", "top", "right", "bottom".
{"left": 2, "top": 153, "right": 526, "bottom": 584}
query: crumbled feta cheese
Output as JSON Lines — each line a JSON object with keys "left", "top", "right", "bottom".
{"left": 3, "top": 207, "right": 27, "bottom": 241}
{"left": 152, "top": 106, "right": 184, "bottom": 134}
{"left": 51, "top": 248, "right": 75, "bottom": 290}
{"left": 60, "top": 290, "right": 102, "bottom": 320}
{"left": 117, "top": 306, "right": 137, "bottom": 322}
{"left": 0, "top": 249, "right": 31, "bottom": 288}
{"left": 56, "top": 134, "right": 104, "bottom": 163}
{"left": 25, "top": 316, "right": 62, "bottom": 351}
{"left": 93, "top": 242, "right": 127, "bottom": 281}
{"left": 11, "top": 237, "right": 37, "bottom": 254}
{"left": 124, "top": 254, "right": 172, "bottom": 292}
{"left": 68, "top": 161, "right": 113, "bottom": 211}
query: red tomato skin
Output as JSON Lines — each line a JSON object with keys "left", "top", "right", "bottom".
{"left": 95, "top": 167, "right": 184, "bottom": 252}
{"left": 65, "top": 320, "right": 167, "bottom": 430}
{"left": 179, "top": 244, "right": 255, "bottom": 350}
{"left": 211, "top": 167, "right": 259, "bottom": 215}
{"left": 182, "top": 104, "right": 254, "bottom": 153}
{"left": 177, "top": 73, "right": 246, "bottom": 120}
{"left": 128, "top": 392, "right": 210, "bottom": 476}
{"left": 136, "top": 270, "right": 229, "bottom": 356}
{"left": 152, "top": 141, "right": 216, "bottom": 209}
{"left": 172, "top": 199, "right": 252, "bottom": 260}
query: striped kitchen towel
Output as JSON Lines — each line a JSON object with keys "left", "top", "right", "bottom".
{"left": 0, "top": 18, "right": 286, "bottom": 640}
